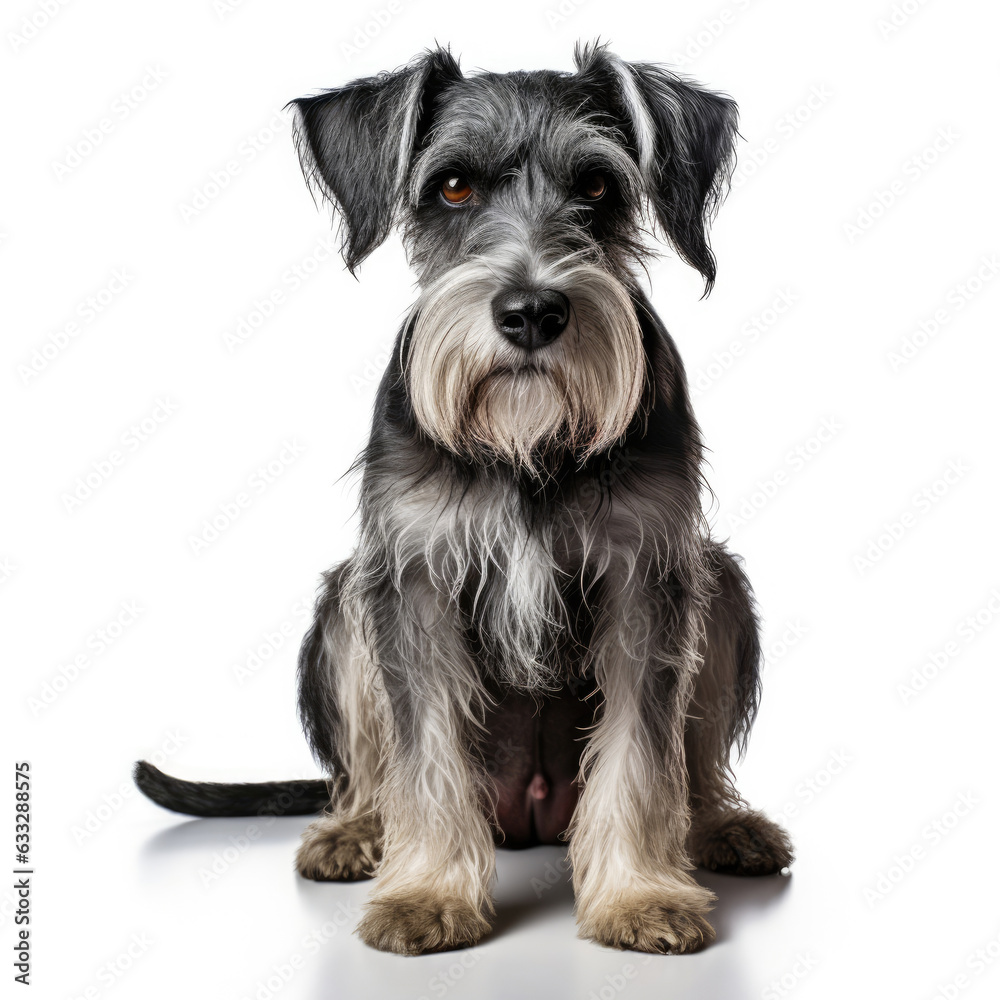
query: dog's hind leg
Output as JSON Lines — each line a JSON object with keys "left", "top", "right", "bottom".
{"left": 684, "top": 543, "right": 793, "bottom": 876}
{"left": 295, "top": 562, "right": 387, "bottom": 882}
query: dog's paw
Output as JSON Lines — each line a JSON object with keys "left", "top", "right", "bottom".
{"left": 690, "top": 809, "right": 793, "bottom": 876}
{"left": 578, "top": 890, "right": 716, "bottom": 954}
{"left": 295, "top": 814, "right": 382, "bottom": 881}
{"left": 357, "top": 895, "right": 491, "bottom": 955}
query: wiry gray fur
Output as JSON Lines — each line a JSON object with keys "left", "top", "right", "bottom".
{"left": 135, "top": 42, "right": 791, "bottom": 957}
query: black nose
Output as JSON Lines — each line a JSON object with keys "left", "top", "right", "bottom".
{"left": 492, "top": 289, "right": 570, "bottom": 350}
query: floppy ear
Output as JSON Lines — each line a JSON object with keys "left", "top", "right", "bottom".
{"left": 575, "top": 43, "right": 739, "bottom": 294}
{"left": 288, "top": 47, "right": 462, "bottom": 272}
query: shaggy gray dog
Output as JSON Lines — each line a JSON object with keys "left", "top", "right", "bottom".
{"left": 136, "top": 42, "right": 793, "bottom": 956}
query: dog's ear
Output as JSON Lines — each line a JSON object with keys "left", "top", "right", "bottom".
{"left": 288, "top": 47, "right": 462, "bottom": 272}
{"left": 575, "top": 43, "right": 739, "bottom": 294}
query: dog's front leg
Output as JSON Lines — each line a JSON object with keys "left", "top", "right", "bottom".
{"left": 570, "top": 574, "right": 715, "bottom": 953}
{"left": 354, "top": 571, "right": 495, "bottom": 955}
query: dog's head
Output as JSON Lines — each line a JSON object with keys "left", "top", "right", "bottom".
{"left": 289, "top": 43, "right": 737, "bottom": 473}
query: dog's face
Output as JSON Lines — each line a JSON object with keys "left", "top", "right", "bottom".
{"left": 291, "top": 44, "right": 737, "bottom": 472}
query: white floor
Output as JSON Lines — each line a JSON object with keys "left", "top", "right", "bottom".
{"left": 23, "top": 741, "right": 996, "bottom": 1000}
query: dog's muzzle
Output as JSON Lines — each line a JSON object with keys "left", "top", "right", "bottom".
{"left": 405, "top": 258, "right": 646, "bottom": 471}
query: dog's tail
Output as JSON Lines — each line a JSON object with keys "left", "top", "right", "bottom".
{"left": 133, "top": 761, "right": 330, "bottom": 817}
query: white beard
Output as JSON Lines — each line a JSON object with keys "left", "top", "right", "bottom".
{"left": 405, "top": 258, "right": 646, "bottom": 474}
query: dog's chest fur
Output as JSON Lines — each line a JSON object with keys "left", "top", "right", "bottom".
{"left": 381, "top": 467, "right": 604, "bottom": 845}
{"left": 390, "top": 469, "right": 598, "bottom": 687}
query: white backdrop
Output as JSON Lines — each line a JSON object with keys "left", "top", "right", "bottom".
{"left": 4, "top": 0, "right": 1000, "bottom": 997}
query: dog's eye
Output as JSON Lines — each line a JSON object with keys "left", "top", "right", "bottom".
{"left": 578, "top": 171, "right": 607, "bottom": 201}
{"left": 441, "top": 175, "right": 474, "bottom": 205}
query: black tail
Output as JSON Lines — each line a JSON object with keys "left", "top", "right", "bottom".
{"left": 133, "top": 761, "right": 330, "bottom": 818}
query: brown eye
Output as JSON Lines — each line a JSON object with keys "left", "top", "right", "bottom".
{"left": 441, "top": 175, "right": 473, "bottom": 204}
{"left": 580, "top": 171, "right": 607, "bottom": 200}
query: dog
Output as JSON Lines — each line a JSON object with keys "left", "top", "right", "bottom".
{"left": 135, "top": 41, "right": 793, "bottom": 956}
